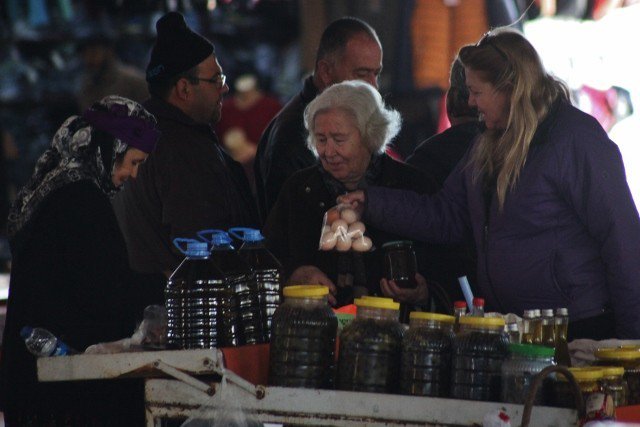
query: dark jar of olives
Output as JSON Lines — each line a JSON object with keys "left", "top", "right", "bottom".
{"left": 400, "top": 312, "right": 455, "bottom": 397}
{"left": 268, "top": 285, "right": 338, "bottom": 389}
{"left": 450, "top": 316, "right": 509, "bottom": 401}
{"left": 337, "top": 296, "right": 404, "bottom": 393}
{"left": 594, "top": 347, "right": 640, "bottom": 405}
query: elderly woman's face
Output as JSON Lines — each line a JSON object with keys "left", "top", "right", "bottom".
{"left": 314, "top": 109, "right": 372, "bottom": 189}
{"left": 112, "top": 148, "right": 148, "bottom": 187}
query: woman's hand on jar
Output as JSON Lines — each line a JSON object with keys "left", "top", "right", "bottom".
{"left": 288, "top": 265, "right": 337, "bottom": 306}
{"left": 337, "top": 190, "right": 366, "bottom": 218}
{"left": 380, "top": 273, "right": 429, "bottom": 305}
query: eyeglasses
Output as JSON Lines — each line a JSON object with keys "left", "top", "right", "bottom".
{"left": 193, "top": 73, "right": 227, "bottom": 88}
{"left": 476, "top": 32, "right": 509, "bottom": 61}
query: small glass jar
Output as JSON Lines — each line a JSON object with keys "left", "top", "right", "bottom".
{"left": 337, "top": 296, "right": 404, "bottom": 393}
{"left": 451, "top": 316, "right": 509, "bottom": 401}
{"left": 600, "top": 366, "right": 628, "bottom": 407}
{"left": 551, "top": 367, "right": 604, "bottom": 408}
{"left": 381, "top": 241, "right": 417, "bottom": 289}
{"left": 501, "top": 343, "right": 556, "bottom": 404}
{"left": 401, "top": 312, "right": 455, "bottom": 397}
{"left": 269, "top": 285, "right": 338, "bottom": 389}
{"left": 594, "top": 347, "right": 640, "bottom": 405}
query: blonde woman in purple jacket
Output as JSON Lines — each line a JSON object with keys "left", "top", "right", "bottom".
{"left": 340, "top": 28, "right": 640, "bottom": 340}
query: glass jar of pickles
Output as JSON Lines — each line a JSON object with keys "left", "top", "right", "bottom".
{"left": 501, "top": 343, "right": 555, "bottom": 404}
{"left": 400, "top": 312, "right": 455, "bottom": 397}
{"left": 337, "top": 296, "right": 404, "bottom": 393}
{"left": 600, "top": 366, "right": 628, "bottom": 408}
{"left": 450, "top": 316, "right": 509, "bottom": 401}
{"left": 594, "top": 347, "right": 640, "bottom": 405}
{"left": 551, "top": 367, "right": 603, "bottom": 408}
{"left": 268, "top": 285, "right": 338, "bottom": 389}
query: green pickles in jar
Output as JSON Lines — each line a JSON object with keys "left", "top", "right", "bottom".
{"left": 337, "top": 297, "right": 404, "bottom": 393}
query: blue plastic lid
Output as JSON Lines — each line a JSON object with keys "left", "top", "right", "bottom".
{"left": 212, "top": 232, "right": 233, "bottom": 247}
{"left": 185, "top": 242, "right": 209, "bottom": 258}
{"left": 20, "top": 326, "right": 33, "bottom": 338}
{"left": 228, "top": 227, "right": 265, "bottom": 242}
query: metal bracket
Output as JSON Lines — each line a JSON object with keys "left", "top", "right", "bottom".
{"left": 152, "top": 349, "right": 265, "bottom": 400}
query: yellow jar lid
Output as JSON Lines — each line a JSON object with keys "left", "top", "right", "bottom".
{"left": 354, "top": 296, "right": 399, "bottom": 310}
{"left": 459, "top": 316, "right": 505, "bottom": 328}
{"left": 558, "top": 367, "right": 604, "bottom": 382}
{"left": 600, "top": 366, "right": 625, "bottom": 377}
{"left": 410, "top": 312, "right": 455, "bottom": 323}
{"left": 283, "top": 285, "right": 329, "bottom": 298}
{"left": 595, "top": 347, "right": 640, "bottom": 361}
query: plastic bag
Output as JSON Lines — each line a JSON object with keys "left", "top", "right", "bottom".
{"left": 84, "top": 305, "right": 168, "bottom": 354}
{"left": 318, "top": 204, "right": 373, "bottom": 252}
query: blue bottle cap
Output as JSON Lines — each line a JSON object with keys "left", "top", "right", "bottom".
{"left": 20, "top": 326, "right": 33, "bottom": 338}
{"left": 212, "top": 232, "right": 233, "bottom": 247}
{"left": 244, "top": 229, "right": 264, "bottom": 242}
{"left": 185, "top": 242, "right": 209, "bottom": 258}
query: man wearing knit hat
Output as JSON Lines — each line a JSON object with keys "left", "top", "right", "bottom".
{"left": 113, "top": 12, "right": 258, "bottom": 277}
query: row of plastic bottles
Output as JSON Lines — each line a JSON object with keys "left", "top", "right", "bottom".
{"left": 165, "top": 227, "right": 281, "bottom": 349}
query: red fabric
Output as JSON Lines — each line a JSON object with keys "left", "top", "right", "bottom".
{"left": 216, "top": 94, "right": 282, "bottom": 145}
{"left": 221, "top": 343, "right": 270, "bottom": 385}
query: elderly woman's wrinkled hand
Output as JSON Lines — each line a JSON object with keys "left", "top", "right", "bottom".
{"left": 288, "top": 265, "right": 338, "bottom": 306}
{"left": 380, "top": 272, "right": 429, "bottom": 305}
{"left": 337, "top": 190, "right": 366, "bottom": 217}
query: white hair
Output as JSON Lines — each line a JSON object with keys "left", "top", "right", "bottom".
{"left": 304, "top": 80, "right": 401, "bottom": 156}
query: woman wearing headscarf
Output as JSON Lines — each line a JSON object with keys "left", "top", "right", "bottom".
{"left": 340, "top": 28, "right": 640, "bottom": 340}
{"left": 264, "top": 80, "right": 461, "bottom": 309}
{"left": 0, "top": 95, "right": 161, "bottom": 425}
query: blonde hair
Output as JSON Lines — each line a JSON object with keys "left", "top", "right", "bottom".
{"left": 458, "top": 28, "right": 570, "bottom": 209}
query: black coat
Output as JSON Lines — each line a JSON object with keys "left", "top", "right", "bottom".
{"left": 0, "top": 181, "right": 163, "bottom": 424}
{"left": 264, "top": 155, "right": 461, "bottom": 307}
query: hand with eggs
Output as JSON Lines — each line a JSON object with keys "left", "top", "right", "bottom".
{"left": 380, "top": 272, "right": 429, "bottom": 305}
{"left": 337, "top": 190, "right": 366, "bottom": 218}
{"left": 288, "top": 265, "right": 338, "bottom": 306}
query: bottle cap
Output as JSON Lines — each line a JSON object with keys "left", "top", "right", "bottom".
{"left": 600, "top": 366, "right": 625, "bottom": 377}
{"left": 541, "top": 308, "right": 554, "bottom": 317}
{"left": 508, "top": 343, "right": 555, "bottom": 358}
{"left": 283, "top": 285, "right": 329, "bottom": 299}
{"left": 555, "top": 307, "right": 568, "bottom": 316}
{"left": 409, "top": 312, "right": 455, "bottom": 323}
{"left": 557, "top": 367, "right": 603, "bottom": 382}
{"left": 244, "top": 229, "right": 264, "bottom": 242}
{"left": 211, "top": 232, "right": 233, "bottom": 247}
{"left": 506, "top": 322, "right": 519, "bottom": 331}
{"left": 454, "top": 300, "right": 467, "bottom": 309}
{"left": 458, "top": 316, "right": 505, "bottom": 328}
{"left": 473, "top": 297, "right": 485, "bottom": 306}
{"left": 523, "top": 309, "right": 536, "bottom": 318}
{"left": 595, "top": 347, "right": 640, "bottom": 361}
{"left": 533, "top": 309, "right": 541, "bottom": 317}
{"left": 185, "top": 242, "right": 209, "bottom": 257}
{"left": 20, "top": 326, "right": 34, "bottom": 338}
{"left": 354, "top": 296, "right": 399, "bottom": 310}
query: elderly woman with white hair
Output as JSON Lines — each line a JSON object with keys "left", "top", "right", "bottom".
{"left": 263, "top": 80, "right": 445, "bottom": 307}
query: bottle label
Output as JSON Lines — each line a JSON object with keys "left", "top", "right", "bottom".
{"left": 52, "top": 342, "right": 70, "bottom": 356}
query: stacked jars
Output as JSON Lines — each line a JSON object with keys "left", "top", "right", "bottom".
{"left": 400, "top": 312, "right": 455, "bottom": 397}
{"left": 268, "top": 285, "right": 338, "bottom": 389}
{"left": 451, "top": 316, "right": 509, "bottom": 401}
{"left": 594, "top": 347, "right": 640, "bottom": 405}
{"left": 337, "top": 297, "right": 404, "bottom": 393}
{"left": 501, "top": 343, "right": 555, "bottom": 404}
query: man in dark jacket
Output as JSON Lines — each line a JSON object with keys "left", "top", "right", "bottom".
{"left": 113, "top": 12, "right": 258, "bottom": 277}
{"left": 254, "top": 17, "right": 383, "bottom": 221}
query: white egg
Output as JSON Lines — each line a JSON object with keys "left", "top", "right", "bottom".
{"left": 319, "top": 232, "right": 337, "bottom": 250}
{"left": 335, "top": 236, "right": 352, "bottom": 252}
{"left": 352, "top": 236, "right": 373, "bottom": 252}
{"left": 347, "top": 221, "right": 366, "bottom": 238}
{"left": 331, "top": 219, "right": 348, "bottom": 234}
{"left": 340, "top": 208, "right": 358, "bottom": 224}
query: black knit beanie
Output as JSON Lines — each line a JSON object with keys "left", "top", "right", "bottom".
{"left": 146, "top": 12, "right": 214, "bottom": 82}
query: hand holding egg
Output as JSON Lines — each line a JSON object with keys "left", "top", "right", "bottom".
{"left": 318, "top": 205, "right": 372, "bottom": 252}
